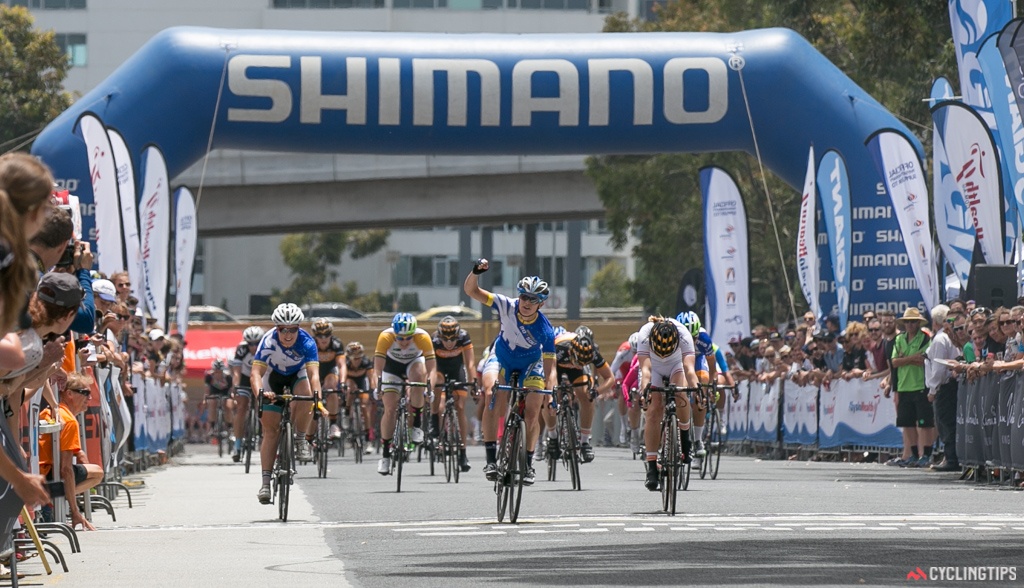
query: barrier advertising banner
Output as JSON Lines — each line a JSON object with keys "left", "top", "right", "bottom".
{"left": 79, "top": 113, "right": 124, "bottom": 276}
{"left": 816, "top": 150, "right": 852, "bottom": 329}
{"left": 727, "top": 383, "right": 750, "bottom": 440}
{"left": 866, "top": 130, "right": 939, "bottom": 310}
{"left": 782, "top": 380, "right": 819, "bottom": 445}
{"left": 819, "top": 378, "right": 901, "bottom": 448}
{"left": 746, "top": 381, "right": 780, "bottom": 443}
{"left": 931, "top": 100, "right": 1005, "bottom": 265}
{"left": 108, "top": 128, "right": 145, "bottom": 312}
{"left": 930, "top": 78, "right": 975, "bottom": 289}
{"left": 795, "top": 146, "right": 821, "bottom": 321}
{"left": 701, "top": 167, "right": 749, "bottom": 350}
{"left": 174, "top": 187, "right": 197, "bottom": 337}
{"left": 139, "top": 146, "right": 171, "bottom": 330}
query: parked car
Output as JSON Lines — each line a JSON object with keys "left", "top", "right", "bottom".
{"left": 416, "top": 305, "right": 482, "bottom": 322}
{"left": 302, "top": 302, "right": 370, "bottom": 321}
{"left": 170, "top": 305, "right": 241, "bottom": 323}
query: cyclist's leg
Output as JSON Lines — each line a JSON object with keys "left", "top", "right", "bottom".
{"left": 572, "top": 374, "right": 595, "bottom": 450}
{"left": 522, "top": 359, "right": 548, "bottom": 470}
{"left": 291, "top": 374, "right": 315, "bottom": 438}
{"left": 205, "top": 396, "right": 218, "bottom": 437}
{"left": 232, "top": 388, "right": 251, "bottom": 456}
{"left": 541, "top": 381, "right": 558, "bottom": 453}
{"left": 323, "top": 371, "right": 340, "bottom": 433}
{"left": 430, "top": 371, "right": 444, "bottom": 438}
{"left": 481, "top": 356, "right": 505, "bottom": 472}
{"left": 669, "top": 369, "right": 692, "bottom": 460}
{"left": 379, "top": 373, "right": 402, "bottom": 461}
{"left": 407, "top": 358, "right": 427, "bottom": 434}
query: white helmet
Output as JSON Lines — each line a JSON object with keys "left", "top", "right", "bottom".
{"left": 243, "top": 326, "right": 265, "bottom": 344}
{"left": 517, "top": 276, "right": 549, "bottom": 301}
{"left": 271, "top": 303, "right": 304, "bottom": 326}
{"left": 628, "top": 332, "right": 640, "bottom": 353}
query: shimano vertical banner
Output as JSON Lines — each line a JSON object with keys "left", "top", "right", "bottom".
{"left": 816, "top": 151, "right": 852, "bottom": 329}
{"left": 139, "top": 145, "right": 171, "bottom": 331}
{"left": 867, "top": 130, "right": 940, "bottom": 310}
{"left": 78, "top": 113, "right": 124, "bottom": 276}
{"left": 932, "top": 101, "right": 1005, "bottom": 265}
{"left": 174, "top": 187, "right": 197, "bottom": 337}
{"left": 701, "top": 167, "right": 749, "bottom": 349}
{"left": 108, "top": 128, "right": 145, "bottom": 312}
{"left": 930, "top": 78, "right": 976, "bottom": 289}
{"left": 796, "top": 146, "right": 822, "bottom": 321}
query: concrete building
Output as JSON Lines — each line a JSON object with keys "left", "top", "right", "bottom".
{"left": 14, "top": 0, "right": 648, "bottom": 315}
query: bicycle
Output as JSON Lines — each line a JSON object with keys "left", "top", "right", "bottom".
{"left": 435, "top": 379, "right": 476, "bottom": 483}
{"left": 204, "top": 394, "right": 231, "bottom": 458}
{"left": 342, "top": 386, "right": 369, "bottom": 464}
{"left": 382, "top": 380, "right": 429, "bottom": 493}
{"left": 417, "top": 386, "right": 437, "bottom": 476}
{"left": 237, "top": 387, "right": 261, "bottom": 474}
{"left": 627, "top": 387, "right": 646, "bottom": 461}
{"left": 547, "top": 376, "right": 592, "bottom": 490}
{"left": 259, "top": 387, "right": 317, "bottom": 522}
{"left": 310, "top": 391, "right": 330, "bottom": 479}
{"left": 698, "top": 383, "right": 726, "bottom": 480}
{"left": 493, "top": 371, "right": 553, "bottom": 524}
{"left": 647, "top": 383, "right": 696, "bottom": 516}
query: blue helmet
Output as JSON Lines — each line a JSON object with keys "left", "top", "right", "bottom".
{"left": 391, "top": 312, "right": 418, "bottom": 336}
{"left": 676, "top": 311, "right": 701, "bottom": 337}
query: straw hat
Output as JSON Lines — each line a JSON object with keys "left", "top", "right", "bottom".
{"left": 896, "top": 308, "right": 928, "bottom": 323}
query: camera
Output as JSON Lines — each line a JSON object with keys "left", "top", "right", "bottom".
{"left": 54, "top": 205, "right": 76, "bottom": 268}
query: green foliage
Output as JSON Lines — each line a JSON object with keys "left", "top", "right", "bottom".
{"left": 0, "top": 6, "right": 72, "bottom": 150}
{"left": 592, "top": 0, "right": 957, "bottom": 324}
{"left": 275, "top": 230, "right": 389, "bottom": 306}
{"left": 585, "top": 261, "right": 634, "bottom": 307}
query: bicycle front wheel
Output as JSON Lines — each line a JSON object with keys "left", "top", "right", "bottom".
{"left": 508, "top": 422, "right": 527, "bottom": 524}
{"left": 564, "top": 408, "right": 582, "bottom": 491}
{"left": 495, "top": 419, "right": 515, "bottom": 523}
{"left": 278, "top": 421, "right": 293, "bottom": 522}
{"left": 217, "top": 407, "right": 225, "bottom": 458}
{"left": 243, "top": 405, "right": 255, "bottom": 474}
{"left": 394, "top": 407, "right": 407, "bottom": 493}
{"left": 316, "top": 414, "right": 329, "bottom": 478}
{"left": 352, "top": 404, "right": 364, "bottom": 464}
{"left": 709, "top": 407, "right": 722, "bottom": 480}
{"left": 451, "top": 414, "right": 461, "bottom": 484}
{"left": 660, "top": 415, "right": 679, "bottom": 515}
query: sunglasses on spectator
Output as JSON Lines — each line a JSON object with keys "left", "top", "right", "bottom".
{"left": 868, "top": 328, "right": 880, "bottom": 332}
{"left": 70, "top": 388, "right": 91, "bottom": 398}
{"left": 952, "top": 326, "right": 966, "bottom": 332}
{"left": 278, "top": 327, "right": 299, "bottom": 335}
{"left": 1001, "top": 320, "right": 1016, "bottom": 326}
{"left": 117, "top": 314, "right": 130, "bottom": 320}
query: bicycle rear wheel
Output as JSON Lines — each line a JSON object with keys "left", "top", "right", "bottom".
{"left": 316, "top": 414, "right": 329, "bottom": 478}
{"left": 217, "top": 406, "right": 225, "bottom": 457}
{"left": 278, "top": 421, "right": 293, "bottom": 522}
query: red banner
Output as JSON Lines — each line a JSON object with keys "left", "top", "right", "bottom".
{"left": 182, "top": 329, "right": 242, "bottom": 379}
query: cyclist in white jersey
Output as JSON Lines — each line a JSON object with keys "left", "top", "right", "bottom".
{"left": 636, "top": 316, "right": 698, "bottom": 491}
{"left": 464, "top": 259, "right": 557, "bottom": 485}
{"left": 229, "top": 325, "right": 264, "bottom": 462}
{"left": 250, "top": 304, "right": 321, "bottom": 504}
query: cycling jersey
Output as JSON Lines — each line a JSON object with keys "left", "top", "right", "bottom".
{"left": 205, "top": 369, "right": 233, "bottom": 395}
{"left": 636, "top": 319, "right": 695, "bottom": 383}
{"left": 317, "top": 336, "right": 346, "bottom": 363}
{"left": 693, "top": 328, "right": 715, "bottom": 357}
{"left": 229, "top": 341, "right": 256, "bottom": 378}
{"left": 609, "top": 340, "right": 634, "bottom": 380}
{"left": 374, "top": 328, "right": 435, "bottom": 364}
{"left": 253, "top": 328, "right": 319, "bottom": 376}
{"left": 695, "top": 343, "right": 730, "bottom": 375}
{"left": 346, "top": 356, "right": 373, "bottom": 390}
{"left": 486, "top": 292, "right": 555, "bottom": 371}
{"left": 433, "top": 329, "right": 473, "bottom": 375}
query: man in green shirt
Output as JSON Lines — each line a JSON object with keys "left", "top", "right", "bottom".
{"left": 890, "top": 308, "right": 934, "bottom": 467}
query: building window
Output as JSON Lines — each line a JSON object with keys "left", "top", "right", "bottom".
{"left": 8, "top": 0, "right": 86, "bottom": 8}
{"left": 409, "top": 256, "right": 433, "bottom": 286}
{"left": 54, "top": 33, "right": 87, "bottom": 67}
{"left": 271, "top": 0, "right": 385, "bottom": 6}
{"left": 539, "top": 257, "right": 565, "bottom": 288}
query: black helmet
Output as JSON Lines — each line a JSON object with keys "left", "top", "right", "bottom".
{"left": 574, "top": 325, "right": 594, "bottom": 340}
{"left": 570, "top": 335, "right": 595, "bottom": 365}
{"left": 650, "top": 320, "right": 679, "bottom": 357}
{"left": 438, "top": 315, "right": 460, "bottom": 340}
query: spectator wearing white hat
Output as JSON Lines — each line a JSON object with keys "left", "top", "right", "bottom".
{"left": 91, "top": 279, "right": 116, "bottom": 329}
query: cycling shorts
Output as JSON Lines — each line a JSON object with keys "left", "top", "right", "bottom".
{"left": 318, "top": 362, "right": 340, "bottom": 384}
{"left": 261, "top": 370, "right": 307, "bottom": 413}
{"left": 482, "top": 353, "right": 545, "bottom": 389}
{"left": 234, "top": 386, "right": 253, "bottom": 399}
{"left": 380, "top": 356, "right": 426, "bottom": 394}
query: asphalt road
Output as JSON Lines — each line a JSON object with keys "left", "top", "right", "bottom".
{"left": 297, "top": 443, "right": 1024, "bottom": 587}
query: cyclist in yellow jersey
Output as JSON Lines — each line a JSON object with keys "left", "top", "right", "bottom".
{"left": 373, "top": 313, "right": 436, "bottom": 475}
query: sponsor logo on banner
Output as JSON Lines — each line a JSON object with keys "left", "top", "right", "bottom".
{"left": 725, "top": 267, "right": 735, "bottom": 282}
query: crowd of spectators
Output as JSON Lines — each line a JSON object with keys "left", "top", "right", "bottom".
{"left": 722, "top": 299, "right": 1024, "bottom": 474}
{"left": 0, "top": 152, "right": 186, "bottom": 533}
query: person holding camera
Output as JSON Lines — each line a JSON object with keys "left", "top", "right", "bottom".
{"left": 28, "top": 207, "right": 95, "bottom": 334}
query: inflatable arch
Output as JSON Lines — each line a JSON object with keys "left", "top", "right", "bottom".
{"left": 31, "top": 26, "right": 923, "bottom": 312}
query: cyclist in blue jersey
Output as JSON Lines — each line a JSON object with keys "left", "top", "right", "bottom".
{"left": 677, "top": 311, "right": 717, "bottom": 467}
{"left": 464, "top": 259, "right": 557, "bottom": 485}
{"left": 249, "top": 303, "right": 322, "bottom": 505}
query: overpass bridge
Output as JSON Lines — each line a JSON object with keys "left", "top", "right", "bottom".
{"left": 176, "top": 152, "right": 603, "bottom": 237}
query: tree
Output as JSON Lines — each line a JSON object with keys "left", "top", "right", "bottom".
{"left": 0, "top": 6, "right": 72, "bottom": 150}
{"left": 275, "top": 230, "right": 389, "bottom": 305}
{"left": 592, "top": 1, "right": 956, "bottom": 324}
{"left": 585, "top": 261, "right": 634, "bottom": 307}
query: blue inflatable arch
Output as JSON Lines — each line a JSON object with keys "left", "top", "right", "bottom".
{"left": 32, "top": 26, "right": 923, "bottom": 312}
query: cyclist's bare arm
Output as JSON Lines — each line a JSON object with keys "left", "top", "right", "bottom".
{"left": 463, "top": 346, "right": 476, "bottom": 384}
{"left": 306, "top": 362, "right": 322, "bottom": 394}
{"left": 638, "top": 355, "right": 652, "bottom": 390}
{"left": 463, "top": 259, "right": 491, "bottom": 305}
{"left": 543, "top": 355, "right": 558, "bottom": 391}
{"left": 423, "top": 357, "right": 437, "bottom": 389}
{"left": 682, "top": 354, "right": 699, "bottom": 388}
{"left": 250, "top": 363, "right": 265, "bottom": 397}
{"left": 595, "top": 363, "right": 616, "bottom": 398}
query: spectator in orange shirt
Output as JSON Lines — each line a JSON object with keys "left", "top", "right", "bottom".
{"left": 40, "top": 371, "right": 104, "bottom": 531}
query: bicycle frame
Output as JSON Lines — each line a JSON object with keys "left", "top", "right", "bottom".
{"left": 493, "top": 371, "right": 553, "bottom": 524}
